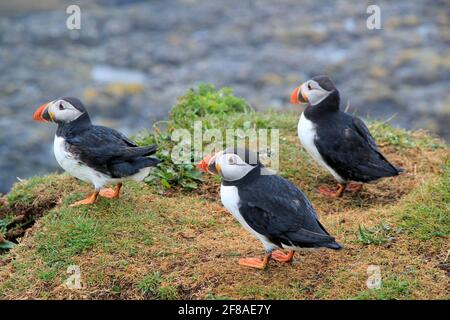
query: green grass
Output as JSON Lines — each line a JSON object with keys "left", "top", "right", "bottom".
{"left": 6, "top": 176, "right": 49, "bottom": 205}
{"left": 170, "top": 83, "right": 251, "bottom": 129}
{"left": 36, "top": 212, "right": 99, "bottom": 267}
{"left": 368, "top": 121, "right": 444, "bottom": 150}
{"left": 398, "top": 160, "right": 450, "bottom": 241}
{"left": 138, "top": 272, "right": 179, "bottom": 299}
{"left": 356, "top": 221, "right": 402, "bottom": 245}
{"left": 353, "top": 276, "right": 414, "bottom": 300}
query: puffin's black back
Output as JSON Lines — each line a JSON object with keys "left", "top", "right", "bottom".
{"left": 227, "top": 165, "right": 342, "bottom": 250}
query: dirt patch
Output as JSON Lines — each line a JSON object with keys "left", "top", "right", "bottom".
{"left": 1, "top": 185, "right": 60, "bottom": 246}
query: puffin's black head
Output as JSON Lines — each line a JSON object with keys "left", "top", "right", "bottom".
{"left": 33, "top": 97, "right": 90, "bottom": 124}
{"left": 197, "top": 147, "right": 260, "bottom": 181}
{"left": 290, "top": 75, "right": 339, "bottom": 107}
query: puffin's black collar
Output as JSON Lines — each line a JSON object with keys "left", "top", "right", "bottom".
{"left": 304, "top": 89, "right": 340, "bottom": 121}
{"left": 56, "top": 112, "right": 92, "bottom": 138}
{"left": 222, "top": 165, "right": 262, "bottom": 187}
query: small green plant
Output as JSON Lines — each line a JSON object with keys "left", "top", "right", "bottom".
{"left": 357, "top": 221, "right": 402, "bottom": 245}
{"left": 134, "top": 84, "right": 252, "bottom": 192}
{"left": 138, "top": 272, "right": 178, "bottom": 299}
{"left": 157, "top": 285, "right": 179, "bottom": 300}
{"left": 0, "top": 215, "right": 12, "bottom": 234}
{"left": 0, "top": 238, "right": 16, "bottom": 250}
{"left": 138, "top": 272, "right": 163, "bottom": 296}
{"left": 134, "top": 127, "right": 203, "bottom": 192}
{"left": 0, "top": 215, "right": 16, "bottom": 250}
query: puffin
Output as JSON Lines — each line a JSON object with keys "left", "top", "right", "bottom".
{"left": 290, "top": 75, "right": 403, "bottom": 197}
{"left": 33, "top": 97, "right": 160, "bottom": 207}
{"left": 197, "top": 147, "right": 342, "bottom": 270}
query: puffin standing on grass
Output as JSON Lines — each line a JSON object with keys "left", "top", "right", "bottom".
{"left": 198, "top": 147, "right": 342, "bottom": 270}
{"left": 290, "top": 75, "right": 403, "bottom": 197}
{"left": 33, "top": 97, "right": 160, "bottom": 207}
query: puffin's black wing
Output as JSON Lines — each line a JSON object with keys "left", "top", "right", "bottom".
{"left": 351, "top": 117, "right": 379, "bottom": 151}
{"left": 238, "top": 175, "right": 341, "bottom": 249}
{"left": 315, "top": 115, "right": 402, "bottom": 182}
{"left": 66, "top": 125, "right": 159, "bottom": 177}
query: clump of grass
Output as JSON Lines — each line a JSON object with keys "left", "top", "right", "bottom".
{"left": 368, "top": 122, "right": 416, "bottom": 148}
{"left": 138, "top": 272, "right": 162, "bottom": 295}
{"left": 157, "top": 285, "right": 179, "bottom": 300}
{"left": 134, "top": 84, "right": 276, "bottom": 192}
{"left": 356, "top": 221, "right": 402, "bottom": 245}
{"left": 368, "top": 121, "right": 445, "bottom": 150}
{"left": 6, "top": 176, "right": 50, "bottom": 206}
{"left": 138, "top": 272, "right": 178, "bottom": 299}
{"left": 0, "top": 215, "right": 13, "bottom": 235}
{"left": 353, "top": 276, "right": 413, "bottom": 300}
{"left": 398, "top": 160, "right": 450, "bottom": 240}
{"left": 134, "top": 127, "right": 203, "bottom": 191}
{"left": 170, "top": 84, "right": 250, "bottom": 129}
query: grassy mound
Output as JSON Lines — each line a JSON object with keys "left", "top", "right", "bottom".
{"left": 0, "top": 85, "right": 448, "bottom": 300}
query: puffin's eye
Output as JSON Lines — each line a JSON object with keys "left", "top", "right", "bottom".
{"left": 307, "top": 83, "right": 312, "bottom": 90}
{"left": 228, "top": 156, "right": 236, "bottom": 165}
{"left": 59, "top": 103, "right": 64, "bottom": 110}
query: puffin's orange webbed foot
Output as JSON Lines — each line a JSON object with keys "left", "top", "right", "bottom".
{"left": 318, "top": 184, "right": 345, "bottom": 198}
{"left": 271, "top": 250, "right": 295, "bottom": 263}
{"left": 69, "top": 191, "right": 99, "bottom": 207}
{"left": 238, "top": 254, "right": 271, "bottom": 270}
{"left": 99, "top": 183, "right": 122, "bottom": 199}
{"left": 346, "top": 182, "right": 363, "bottom": 194}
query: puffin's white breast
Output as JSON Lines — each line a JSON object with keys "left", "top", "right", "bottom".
{"left": 54, "top": 136, "right": 151, "bottom": 188}
{"left": 54, "top": 135, "right": 110, "bottom": 189}
{"left": 297, "top": 112, "right": 345, "bottom": 183}
{"left": 220, "top": 185, "right": 277, "bottom": 252}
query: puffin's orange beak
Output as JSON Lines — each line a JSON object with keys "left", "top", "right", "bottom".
{"left": 197, "top": 154, "right": 213, "bottom": 173}
{"left": 290, "top": 87, "right": 300, "bottom": 104}
{"left": 33, "top": 103, "right": 50, "bottom": 122}
{"left": 290, "top": 86, "right": 308, "bottom": 104}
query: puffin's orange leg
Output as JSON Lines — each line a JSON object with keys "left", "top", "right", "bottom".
{"left": 69, "top": 191, "right": 99, "bottom": 207}
{"left": 318, "top": 184, "right": 346, "bottom": 198}
{"left": 238, "top": 253, "right": 271, "bottom": 270}
{"left": 271, "top": 250, "right": 295, "bottom": 263}
{"left": 346, "top": 182, "right": 363, "bottom": 193}
{"left": 99, "top": 183, "right": 122, "bottom": 199}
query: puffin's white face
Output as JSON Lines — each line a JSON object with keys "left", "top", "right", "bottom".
{"left": 46, "top": 99, "right": 84, "bottom": 123}
{"left": 299, "top": 80, "right": 332, "bottom": 105}
{"left": 214, "top": 152, "right": 256, "bottom": 181}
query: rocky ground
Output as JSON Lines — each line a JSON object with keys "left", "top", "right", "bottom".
{"left": 0, "top": 0, "right": 449, "bottom": 193}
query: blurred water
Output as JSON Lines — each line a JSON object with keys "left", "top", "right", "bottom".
{"left": 0, "top": 0, "right": 449, "bottom": 193}
{"left": 92, "top": 65, "right": 148, "bottom": 84}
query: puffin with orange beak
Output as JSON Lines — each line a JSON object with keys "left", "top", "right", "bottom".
{"left": 290, "top": 75, "right": 403, "bottom": 197}
{"left": 198, "top": 147, "right": 342, "bottom": 270}
{"left": 33, "top": 97, "right": 160, "bottom": 207}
